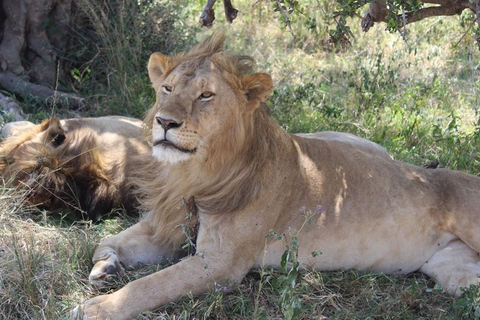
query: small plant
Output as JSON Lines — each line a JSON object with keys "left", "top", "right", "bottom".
{"left": 454, "top": 284, "right": 480, "bottom": 319}
{"left": 177, "top": 196, "right": 199, "bottom": 257}
{"left": 265, "top": 206, "right": 322, "bottom": 320}
{"left": 267, "top": 228, "right": 302, "bottom": 319}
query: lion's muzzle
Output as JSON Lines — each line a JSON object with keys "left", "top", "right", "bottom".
{"left": 153, "top": 139, "right": 196, "bottom": 154}
{"left": 156, "top": 116, "right": 182, "bottom": 131}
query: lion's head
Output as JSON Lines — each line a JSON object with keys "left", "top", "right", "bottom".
{"left": 145, "top": 33, "right": 273, "bottom": 166}
{"left": 0, "top": 116, "right": 150, "bottom": 220}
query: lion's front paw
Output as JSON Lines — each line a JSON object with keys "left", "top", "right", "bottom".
{"left": 89, "top": 250, "right": 125, "bottom": 288}
{"left": 69, "top": 294, "right": 119, "bottom": 320}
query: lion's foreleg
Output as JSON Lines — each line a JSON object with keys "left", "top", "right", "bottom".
{"left": 78, "top": 209, "right": 272, "bottom": 319}
{"left": 420, "top": 240, "right": 480, "bottom": 296}
{"left": 81, "top": 247, "right": 252, "bottom": 319}
{"left": 89, "top": 220, "right": 179, "bottom": 286}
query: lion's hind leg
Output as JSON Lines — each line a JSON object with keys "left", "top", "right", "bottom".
{"left": 419, "top": 240, "right": 480, "bottom": 296}
{"left": 89, "top": 220, "right": 179, "bottom": 287}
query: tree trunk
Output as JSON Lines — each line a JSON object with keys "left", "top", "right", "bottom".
{"left": 0, "top": 0, "right": 85, "bottom": 110}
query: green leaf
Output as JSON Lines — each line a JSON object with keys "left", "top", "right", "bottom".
{"left": 280, "top": 250, "right": 289, "bottom": 272}
{"left": 311, "top": 250, "right": 322, "bottom": 257}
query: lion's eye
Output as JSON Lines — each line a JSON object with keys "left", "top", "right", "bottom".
{"left": 199, "top": 92, "right": 214, "bottom": 101}
{"left": 162, "top": 86, "right": 172, "bottom": 94}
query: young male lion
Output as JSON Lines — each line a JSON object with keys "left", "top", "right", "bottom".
{"left": 78, "top": 34, "right": 480, "bottom": 319}
{"left": 0, "top": 116, "right": 150, "bottom": 220}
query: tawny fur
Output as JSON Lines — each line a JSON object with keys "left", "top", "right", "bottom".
{"left": 0, "top": 116, "right": 151, "bottom": 220}
{"left": 141, "top": 33, "right": 281, "bottom": 250}
{"left": 79, "top": 34, "right": 480, "bottom": 320}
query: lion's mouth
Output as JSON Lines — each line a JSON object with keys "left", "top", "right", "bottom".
{"left": 153, "top": 139, "right": 196, "bottom": 154}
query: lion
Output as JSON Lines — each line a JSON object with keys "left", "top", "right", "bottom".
{"left": 0, "top": 116, "right": 151, "bottom": 220}
{"left": 77, "top": 34, "right": 480, "bottom": 319}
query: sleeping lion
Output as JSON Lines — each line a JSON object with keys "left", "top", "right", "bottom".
{"left": 0, "top": 116, "right": 150, "bottom": 220}
{"left": 76, "top": 34, "right": 480, "bottom": 319}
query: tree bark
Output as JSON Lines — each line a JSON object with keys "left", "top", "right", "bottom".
{"left": 362, "top": 0, "right": 476, "bottom": 32}
{"left": 0, "top": 0, "right": 85, "bottom": 110}
{"left": 199, "top": 0, "right": 238, "bottom": 27}
{"left": 476, "top": 2, "right": 480, "bottom": 51}
{"left": 0, "top": 70, "right": 85, "bottom": 109}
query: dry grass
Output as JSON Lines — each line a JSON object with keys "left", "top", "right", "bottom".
{"left": 0, "top": 186, "right": 137, "bottom": 319}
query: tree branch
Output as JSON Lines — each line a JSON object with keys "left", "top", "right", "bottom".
{"left": 402, "top": 6, "right": 466, "bottom": 26}
{"left": 425, "top": 0, "right": 475, "bottom": 10}
{"left": 275, "top": 0, "right": 296, "bottom": 44}
{"left": 0, "top": 71, "right": 85, "bottom": 109}
{"left": 223, "top": 0, "right": 238, "bottom": 23}
{"left": 362, "top": 0, "right": 473, "bottom": 32}
{"left": 361, "top": 0, "right": 387, "bottom": 32}
{"left": 199, "top": 0, "right": 217, "bottom": 27}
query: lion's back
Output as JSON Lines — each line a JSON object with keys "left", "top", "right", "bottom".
{"left": 294, "top": 131, "right": 391, "bottom": 160}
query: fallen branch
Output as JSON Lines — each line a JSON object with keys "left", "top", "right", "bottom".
{"left": 0, "top": 71, "right": 85, "bottom": 109}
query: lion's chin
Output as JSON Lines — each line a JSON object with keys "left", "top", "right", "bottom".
{"left": 152, "top": 145, "right": 193, "bottom": 164}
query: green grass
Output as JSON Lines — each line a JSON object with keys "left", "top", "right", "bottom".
{"left": 2, "top": 0, "right": 480, "bottom": 319}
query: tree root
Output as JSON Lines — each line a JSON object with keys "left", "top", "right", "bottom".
{"left": 0, "top": 71, "right": 85, "bottom": 109}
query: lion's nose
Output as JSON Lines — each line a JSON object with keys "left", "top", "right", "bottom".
{"left": 156, "top": 116, "right": 182, "bottom": 131}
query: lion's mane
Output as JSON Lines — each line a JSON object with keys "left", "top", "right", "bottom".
{"left": 140, "top": 34, "right": 283, "bottom": 252}
{"left": 0, "top": 117, "right": 149, "bottom": 220}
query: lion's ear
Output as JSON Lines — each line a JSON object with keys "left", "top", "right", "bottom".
{"left": 148, "top": 53, "right": 171, "bottom": 83}
{"left": 41, "top": 118, "right": 66, "bottom": 146}
{"left": 243, "top": 73, "right": 273, "bottom": 104}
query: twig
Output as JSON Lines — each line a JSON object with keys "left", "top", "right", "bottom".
{"left": 275, "top": 0, "right": 296, "bottom": 44}
{"left": 454, "top": 19, "right": 475, "bottom": 48}
{"left": 469, "top": 39, "right": 474, "bottom": 64}
{"left": 251, "top": 0, "right": 262, "bottom": 8}
{"left": 397, "top": 7, "right": 411, "bottom": 50}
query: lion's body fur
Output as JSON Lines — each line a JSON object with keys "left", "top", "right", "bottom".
{"left": 0, "top": 116, "right": 151, "bottom": 220}
{"left": 81, "top": 34, "right": 480, "bottom": 319}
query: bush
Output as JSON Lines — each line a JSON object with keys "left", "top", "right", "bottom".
{"left": 67, "top": 0, "right": 199, "bottom": 118}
